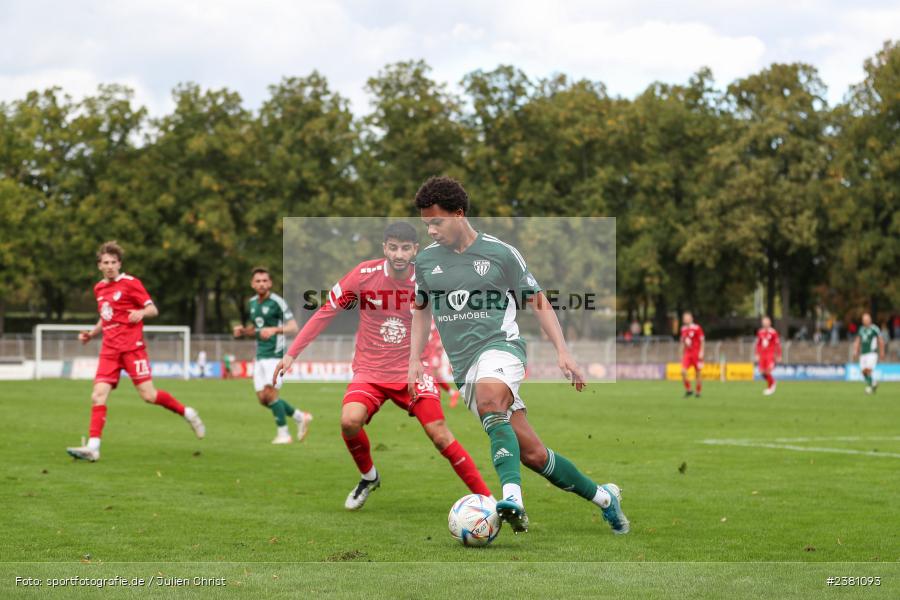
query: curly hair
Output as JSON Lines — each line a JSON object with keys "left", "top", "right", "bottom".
{"left": 414, "top": 176, "right": 469, "bottom": 215}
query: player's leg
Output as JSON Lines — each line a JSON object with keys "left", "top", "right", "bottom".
{"left": 260, "top": 358, "right": 312, "bottom": 441}
{"left": 695, "top": 360, "right": 703, "bottom": 397}
{"left": 341, "top": 384, "right": 386, "bottom": 510}
{"left": 681, "top": 360, "right": 693, "bottom": 397}
{"left": 67, "top": 382, "right": 113, "bottom": 461}
{"left": 404, "top": 383, "right": 492, "bottom": 497}
{"left": 258, "top": 386, "right": 292, "bottom": 444}
{"left": 512, "top": 411, "right": 629, "bottom": 534}
{"left": 135, "top": 380, "right": 205, "bottom": 439}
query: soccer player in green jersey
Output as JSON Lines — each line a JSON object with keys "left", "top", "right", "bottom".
{"left": 234, "top": 267, "right": 312, "bottom": 443}
{"left": 853, "top": 313, "right": 885, "bottom": 394}
{"left": 407, "top": 176, "right": 629, "bottom": 535}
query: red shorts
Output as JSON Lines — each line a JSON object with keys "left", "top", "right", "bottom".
{"left": 95, "top": 347, "right": 152, "bottom": 388}
{"left": 343, "top": 375, "right": 443, "bottom": 426}
{"left": 758, "top": 357, "right": 775, "bottom": 373}
{"left": 682, "top": 355, "right": 703, "bottom": 371}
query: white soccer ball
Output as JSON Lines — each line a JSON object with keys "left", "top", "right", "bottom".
{"left": 448, "top": 494, "right": 501, "bottom": 547}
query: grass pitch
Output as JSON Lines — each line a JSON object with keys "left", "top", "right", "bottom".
{"left": 1, "top": 379, "right": 898, "bottom": 598}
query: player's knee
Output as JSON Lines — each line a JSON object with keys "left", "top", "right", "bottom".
{"left": 340, "top": 415, "right": 364, "bottom": 437}
{"left": 90, "top": 390, "right": 108, "bottom": 405}
{"left": 521, "top": 445, "right": 548, "bottom": 470}
{"left": 139, "top": 389, "right": 157, "bottom": 403}
{"left": 475, "top": 392, "right": 508, "bottom": 414}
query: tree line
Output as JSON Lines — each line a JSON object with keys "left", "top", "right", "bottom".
{"left": 0, "top": 41, "right": 896, "bottom": 336}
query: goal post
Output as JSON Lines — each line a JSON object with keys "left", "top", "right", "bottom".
{"left": 34, "top": 324, "right": 191, "bottom": 381}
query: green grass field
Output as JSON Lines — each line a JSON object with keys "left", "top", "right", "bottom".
{"left": 1, "top": 379, "right": 898, "bottom": 598}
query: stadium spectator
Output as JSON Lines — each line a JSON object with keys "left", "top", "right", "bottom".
{"left": 630, "top": 320, "right": 641, "bottom": 340}
{"left": 643, "top": 320, "right": 652, "bottom": 337}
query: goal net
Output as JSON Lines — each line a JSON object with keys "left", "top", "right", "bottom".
{"left": 34, "top": 324, "right": 191, "bottom": 381}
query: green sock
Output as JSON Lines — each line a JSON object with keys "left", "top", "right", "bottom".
{"left": 269, "top": 400, "right": 287, "bottom": 427}
{"left": 279, "top": 398, "right": 297, "bottom": 417}
{"left": 534, "top": 447, "right": 599, "bottom": 501}
{"left": 863, "top": 373, "right": 872, "bottom": 386}
{"left": 480, "top": 412, "right": 521, "bottom": 487}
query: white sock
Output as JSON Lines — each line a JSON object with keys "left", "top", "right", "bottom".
{"left": 87, "top": 437, "right": 101, "bottom": 451}
{"left": 501, "top": 483, "right": 523, "bottom": 507}
{"left": 184, "top": 407, "right": 197, "bottom": 419}
{"left": 361, "top": 466, "right": 378, "bottom": 481}
{"left": 293, "top": 409, "right": 304, "bottom": 421}
{"left": 592, "top": 486, "right": 611, "bottom": 509}
{"left": 277, "top": 425, "right": 290, "bottom": 437}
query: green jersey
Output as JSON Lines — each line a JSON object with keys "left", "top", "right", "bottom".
{"left": 248, "top": 293, "right": 293, "bottom": 359}
{"left": 414, "top": 232, "right": 542, "bottom": 386}
{"left": 859, "top": 324, "right": 881, "bottom": 354}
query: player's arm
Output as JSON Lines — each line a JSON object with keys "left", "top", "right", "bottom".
{"left": 274, "top": 272, "right": 356, "bottom": 383}
{"left": 698, "top": 335, "right": 705, "bottom": 361}
{"left": 128, "top": 280, "right": 158, "bottom": 323}
{"left": 129, "top": 302, "right": 158, "bottom": 322}
{"left": 259, "top": 319, "right": 298, "bottom": 340}
{"left": 852, "top": 335, "right": 860, "bottom": 359}
{"left": 528, "top": 292, "right": 586, "bottom": 391}
{"left": 79, "top": 319, "right": 103, "bottom": 344}
{"left": 879, "top": 332, "right": 886, "bottom": 360}
{"left": 233, "top": 323, "right": 255, "bottom": 338}
{"left": 407, "top": 300, "right": 433, "bottom": 399}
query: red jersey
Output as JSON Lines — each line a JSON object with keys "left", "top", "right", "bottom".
{"left": 421, "top": 320, "right": 445, "bottom": 372}
{"left": 755, "top": 327, "right": 781, "bottom": 358}
{"left": 288, "top": 259, "right": 417, "bottom": 382}
{"left": 93, "top": 273, "right": 153, "bottom": 353}
{"left": 680, "top": 323, "right": 704, "bottom": 357}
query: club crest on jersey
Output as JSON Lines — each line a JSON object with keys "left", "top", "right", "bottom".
{"left": 100, "top": 301, "right": 113, "bottom": 321}
{"left": 113, "top": 291, "right": 122, "bottom": 301}
{"left": 447, "top": 290, "right": 470, "bottom": 311}
{"left": 262, "top": 306, "right": 269, "bottom": 315}
{"left": 255, "top": 317, "right": 265, "bottom": 328}
{"left": 380, "top": 316, "right": 407, "bottom": 344}
{"left": 473, "top": 260, "right": 491, "bottom": 277}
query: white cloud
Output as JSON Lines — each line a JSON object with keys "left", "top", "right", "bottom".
{"left": 0, "top": 0, "right": 895, "bottom": 115}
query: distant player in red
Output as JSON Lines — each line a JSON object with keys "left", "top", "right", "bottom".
{"left": 421, "top": 320, "right": 460, "bottom": 408}
{"left": 755, "top": 315, "right": 782, "bottom": 396}
{"left": 66, "top": 241, "right": 205, "bottom": 462}
{"left": 680, "top": 311, "right": 705, "bottom": 398}
{"left": 275, "top": 223, "right": 491, "bottom": 510}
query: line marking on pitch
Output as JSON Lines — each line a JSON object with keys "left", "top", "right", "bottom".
{"left": 700, "top": 437, "right": 900, "bottom": 459}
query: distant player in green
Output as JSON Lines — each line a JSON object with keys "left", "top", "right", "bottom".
{"left": 407, "top": 176, "right": 629, "bottom": 535}
{"left": 233, "top": 267, "right": 312, "bottom": 443}
{"left": 853, "top": 313, "right": 885, "bottom": 395}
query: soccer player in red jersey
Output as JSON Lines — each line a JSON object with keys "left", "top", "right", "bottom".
{"left": 680, "top": 311, "right": 705, "bottom": 398}
{"left": 66, "top": 242, "right": 205, "bottom": 462}
{"left": 274, "top": 223, "right": 492, "bottom": 510}
{"left": 421, "top": 320, "right": 460, "bottom": 408}
{"left": 755, "top": 315, "right": 782, "bottom": 396}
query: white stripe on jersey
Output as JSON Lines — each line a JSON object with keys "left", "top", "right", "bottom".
{"left": 425, "top": 242, "right": 440, "bottom": 250}
{"left": 329, "top": 282, "right": 342, "bottom": 308}
{"left": 483, "top": 234, "right": 527, "bottom": 271}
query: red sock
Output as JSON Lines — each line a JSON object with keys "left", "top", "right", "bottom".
{"left": 441, "top": 440, "right": 492, "bottom": 496}
{"left": 155, "top": 390, "right": 185, "bottom": 415}
{"left": 89, "top": 405, "right": 107, "bottom": 438}
{"left": 696, "top": 381, "right": 702, "bottom": 394}
{"left": 764, "top": 373, "right": 774, "bottom": 387}
{"left": 683, "top": 377, "right": 692, "bottom": 391}
{"left": 343, "top": 429, "right": 374, "bottom": 474}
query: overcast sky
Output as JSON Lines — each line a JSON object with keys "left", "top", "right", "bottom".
{"left": 2, "top": 0, "right": 897, "bottom": 116}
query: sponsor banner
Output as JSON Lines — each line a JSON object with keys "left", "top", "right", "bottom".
{"left": 151, "top": 361, "right": 222, "bottom": 379}
{"left": 845, "top": 362, "right": 900, "bottom": 382}
{"left": 615, "top": 363, "right": 665, "bottom": 380}
{"left": 726, "top": 362, "right": 754, "bottom": 381}
{"left": 284, "top": 361, "right": 353, "bottom": 382}
{"left": 72, "top": 357, "right": 99, "bottom": 379}
{"left": 666, "top": 362, "right": 721, "bottom": 380}
{"left": 761, "top": 364, "right": 846, "bottom": 381}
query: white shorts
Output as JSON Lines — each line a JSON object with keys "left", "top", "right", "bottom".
{"left": 460, "top": 349, "right": 527, "bottom": 418}
{"left": 860, "top": 353, "right": 878, "bottom": 371}
{"left": 253, "top": 358, "right": 284, "bottom": 392}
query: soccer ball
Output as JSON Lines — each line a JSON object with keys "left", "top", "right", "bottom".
{"left": 448, "top": 494, "right": 501, "bottom": 547}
